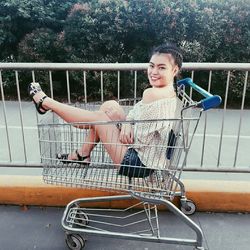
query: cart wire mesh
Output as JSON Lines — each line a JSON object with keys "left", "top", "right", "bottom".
{"left": 39, "top": 88, "right": 202, "bottom": 200}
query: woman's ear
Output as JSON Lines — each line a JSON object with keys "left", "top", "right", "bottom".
{"left": 173, "top": 66, "right": 179, "bottom": 76}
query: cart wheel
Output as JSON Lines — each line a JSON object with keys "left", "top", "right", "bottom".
{"left": 180, "top": 199, "right": 196, "bottom": 215}
{"left": 71, "top": 204, "right": 89, "bottom": 227}
{"left": 65, "top": 233, "right": 86, "bottom": 250}
{"left": 75, "top": 210, "right": 89, "bottom": 226}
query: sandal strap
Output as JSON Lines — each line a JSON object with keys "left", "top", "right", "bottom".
{"left": 56, "top": 151, "right": 90, "bottom": 163}
{"left": 38, "top": 96, "right": 49, "bottom": 111}
{"left": 75, "top": 150, "right": 90, "bottom": 161}
{"left": 56, "top": 153, "right": 69, "bottom": 160}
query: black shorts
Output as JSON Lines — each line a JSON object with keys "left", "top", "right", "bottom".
{"left": 119, "top": 148, "right": 154, "bottom": 178}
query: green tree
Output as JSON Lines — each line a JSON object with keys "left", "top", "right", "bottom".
{"left": 1, "top": 0, "right": 249, "bottom": 104}
{"left": 0, "top": 0, "right": 77, "bottom": 61}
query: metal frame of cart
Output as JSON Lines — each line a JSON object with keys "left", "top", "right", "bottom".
{"left": 38, "top": 78, "right": 221, "bottom": 250}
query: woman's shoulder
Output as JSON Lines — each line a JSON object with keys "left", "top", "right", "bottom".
{"left": 142, "top": 87, "right": 176, "bottom": 105}
{"left": 142, "top": 88, "right": 157, "bottom": 103}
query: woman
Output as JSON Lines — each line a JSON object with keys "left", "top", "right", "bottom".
{"left": 29, "top": 42, "right": 183, "bottom": 176}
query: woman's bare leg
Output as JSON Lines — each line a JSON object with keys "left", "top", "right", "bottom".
{"left": 33, "top": 91, "right": 102, "bottom": 125}
{"left": 69, "top": 111, "right": 128, "bottom": 164}
{"left": 68, "top": 128, "right": 97, "bottom": 161}
{"left": 93, "top": 112, "right": 128, "bottom": 164}
{"left": 67, "top": 100, "right": 127, "bottom": 163}
{"left": 31, "top": 83, "right": 128, "bottom": 164}
{"left": 33, "top": 92, "right": 126, "bottom": 127}
{"left": 75, "top": 100, "right": 126, "bottom": 152}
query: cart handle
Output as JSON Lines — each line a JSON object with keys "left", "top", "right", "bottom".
{"left": 177, "top": 78, "right": 222, "bottom": 111}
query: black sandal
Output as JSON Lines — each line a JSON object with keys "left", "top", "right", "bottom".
{"left": 56, "top": 150, "right": 90, "bottom": 165}
{"left": 28, "top": 82, "right": 49, "bottom": 115}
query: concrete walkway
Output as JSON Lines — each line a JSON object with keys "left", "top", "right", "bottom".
{"left": 0, "top": 205, "right": 249, "bottom": 250}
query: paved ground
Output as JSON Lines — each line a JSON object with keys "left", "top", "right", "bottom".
{"left": 0, "top": 205, "right": 249, "bottom": 250}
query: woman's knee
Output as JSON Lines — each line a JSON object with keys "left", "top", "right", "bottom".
{"left": 99, "top": 100, "right": 125, "bottom": 121}
{"left": 99, "top": 100, "right": 119, "bottom": 111}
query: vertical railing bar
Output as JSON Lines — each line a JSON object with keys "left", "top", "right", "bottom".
{"left": 32, "top": 70, "right": 35, "bottom": 82}
{"left": 31, "top": 71, "right": 40, "bottom": 134}
{"left": 184, "top": 70, "right": 194, "bottom": 166}
{"left": 100, "top": 71, "right": 104, "bottom": 102}
{"left": 217, "top": 70, "right": 230, "bottom": 167}
{"left": 31, "top": 71, "right": 43, "bottom": 164}
{"left": 31, "top": 71, "right": 37, "bottom": 96}
{"left": 134, "top": 71, "right": 137, "bottom": 105}
{"left": 83, "top": 71, "right": 87, "bottom": 104}
{"left": 233, "top": 71, "right": 248, "bottom": 167}
{"left": 190, "top": 70, "right": 194, "bottom": 99}
{"left": 47, "top": 72, "right": 55, "bottom": 161}
{"left": 117, "top": 70, "right": 120, "bottom": 101}
{"left": 0, "top": 71, "right": 12, "bottom": 161}
{"left": 66, "top": 70, "right": 71, "bottom": 104}
{"left": 31, "top": 70, "right": 42, "bottom": 132}
{"left": 49, "top": 71, "right": 54, "bottom": 99}
{"left": 201, "top": 70, "right": 212, "bottom": 167}
{"left": 185, "top": 70, "right": 194, "bottom": 166}
{"left": 15, "top": 71, "right": 27, "bottom": 162}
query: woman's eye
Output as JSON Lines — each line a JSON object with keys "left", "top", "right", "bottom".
{"left": 159, "top": 67, "right": 166, "bottom": 70}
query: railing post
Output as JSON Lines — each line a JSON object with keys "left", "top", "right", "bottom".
{"left": 233, "top": 71, "right": 248, "bottom": 167}
{"left": 0, "top": 71, "right": 12, "bottom": 162}
{"left": 217, "top": 70, "right": 230, "bottom": 167}
{"left": 15, "top": 71, "right": 27, "bottom": 162}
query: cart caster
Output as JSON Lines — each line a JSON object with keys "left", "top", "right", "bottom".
{"left": 180, "top": 199, "right": 196, "bottom": 215}
{"left": 75, "top": 210, "right": 89, "bottom": 226}
{"left": 71, "top": 204, "right": 89, "bottom": 227}
{"left": 65, "top": 233, "right": 86, "bottom": 250}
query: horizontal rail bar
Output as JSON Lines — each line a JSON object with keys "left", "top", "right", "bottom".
{"left": 0, "top": 163, "right": 42, "bottom": 168}
{"left": 1, "top": 163, "right": 250, "bottom": 173}
{"left": 184, "top": 168, "right": 250, "bottom": 173}
{"left": 0, "top": 62, "right": 250, "bottom": 71}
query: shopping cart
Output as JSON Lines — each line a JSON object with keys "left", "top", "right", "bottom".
{"left": 38, "top": 78, "right": 221, "bottom": 250}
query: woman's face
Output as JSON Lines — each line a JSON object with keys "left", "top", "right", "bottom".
{"left": 147, "top": 53, "right": 179, "bottom": 88}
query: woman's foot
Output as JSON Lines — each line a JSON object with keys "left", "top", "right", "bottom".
{"left": 28, "top": 82, "right": 49, "bottom": 114}
{"left": 57, "top": 150, "right": 90, "bottom": 164}
{"left": 68, "top": 150, "right": 90, "bottom": 163}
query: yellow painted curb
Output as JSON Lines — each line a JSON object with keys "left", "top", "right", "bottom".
{"left": 0, "top": 175, "right": 250, "bottom": 212}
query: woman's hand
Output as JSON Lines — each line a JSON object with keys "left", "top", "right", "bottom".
{"left": 120, "top": 123, "right": 134, "bottom": 144}
{"left": 104, "top": 106, "right": 126, "bottom": 121}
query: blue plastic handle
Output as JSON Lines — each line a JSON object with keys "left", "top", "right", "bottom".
{"left": 177, "top": 78, "right": 222, "bottom": 110}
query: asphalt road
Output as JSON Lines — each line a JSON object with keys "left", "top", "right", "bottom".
{"left": 0, "top": 101, "right": 250, "bottom": 169}
{"left": 1, "top": 205, "right": 250, "bottom": 250}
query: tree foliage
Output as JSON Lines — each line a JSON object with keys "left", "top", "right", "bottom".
{"left": 1, "top": 0, "right": 249, "bottom": 63}
{"left": 0, "top": 0, "right": 249, "bottom": 104}
{"left": 0, "top": 0, "right": 77, "bottom": 60}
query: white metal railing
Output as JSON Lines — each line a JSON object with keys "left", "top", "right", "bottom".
{"left": 0, "top": 62, "right": 250, "bottom": 172}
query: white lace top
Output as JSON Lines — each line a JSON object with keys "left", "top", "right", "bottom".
{"left": 126, "top": 96, "right": 182, "bottom": 170}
